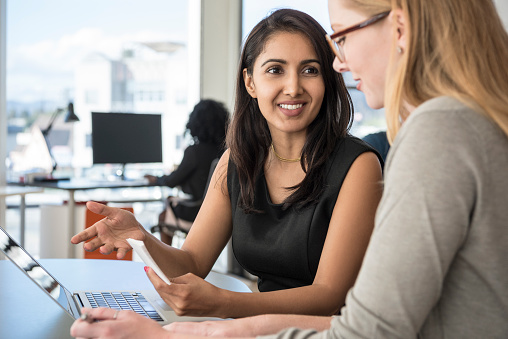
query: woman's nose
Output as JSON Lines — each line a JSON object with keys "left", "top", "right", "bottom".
{"left": 333, "top": 57, "right": 349, "bottom": 73}
{"left": 283, "top": 73, "right": 304, "bottom": 97}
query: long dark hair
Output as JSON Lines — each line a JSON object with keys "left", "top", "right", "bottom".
{"left": 227, "top": 8, "right": 353, "bottom": 213}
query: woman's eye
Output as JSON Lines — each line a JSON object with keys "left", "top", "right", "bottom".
{"left": 266, "top": 66, "right": 283, "bottom": 74}
{"left": 337, "top": 36, "right": 346, "bottom": 46}
{"left": 303, "top": 67, "right": 320, "bottom": 75}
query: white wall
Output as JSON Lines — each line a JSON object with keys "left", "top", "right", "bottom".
{"left": 495, "top": 0, "right": 508, "bottom": 30}
{"left": 200, "top": 0, "right": 242, "bottom": 111}
{"left": 198, "top": 1, "right": 242, "bottom": 273}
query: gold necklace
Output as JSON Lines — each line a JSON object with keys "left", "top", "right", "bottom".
{"left": 271, "top": 143, "right": 301, "bottom": 163}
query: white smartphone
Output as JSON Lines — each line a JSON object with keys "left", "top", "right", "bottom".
{"left": 126, "top": 238, "right": 171, "bottom": 285}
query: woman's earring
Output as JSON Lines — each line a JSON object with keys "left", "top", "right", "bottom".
{"left": 397, "top": 46, "right": 403, "bottom": 54}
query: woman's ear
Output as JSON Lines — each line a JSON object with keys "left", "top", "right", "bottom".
{"left": 392, "top": 9, "right": 407, "bottom": 52}
{"left": 243, "top": 68, "right": 257, "bottom": 98}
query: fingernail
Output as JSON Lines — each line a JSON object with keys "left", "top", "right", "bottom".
{"left": 144, "top": 266, "right": 149, "bottom": 272}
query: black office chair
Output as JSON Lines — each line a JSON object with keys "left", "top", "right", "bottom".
{"left": 150, "top": 158, "right": 219, "bottom": 244}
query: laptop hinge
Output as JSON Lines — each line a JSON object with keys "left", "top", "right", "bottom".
{"left": 74, "top": 293, "right": 85, "bottom": 308}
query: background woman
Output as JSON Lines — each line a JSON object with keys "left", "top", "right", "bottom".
{"left": 145, "top": 99, "right": 229, "bottom": 245}
{"left": 70, "top": 8, "right": 383, "bottom": 336}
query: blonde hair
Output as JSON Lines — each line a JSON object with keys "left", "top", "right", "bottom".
{"left": 344, "top": 0, "right": 508, "bottom": 142}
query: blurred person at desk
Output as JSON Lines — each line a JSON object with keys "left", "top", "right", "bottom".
{"left": 145, "top": 99, "right": 229, "bottom": 245}
{"left": 71, "top": 8, "right": 382, "bottom": 327}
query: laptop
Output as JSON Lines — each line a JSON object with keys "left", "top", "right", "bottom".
{"left": 0, "top": 225, "right": 216, "bottom": 325}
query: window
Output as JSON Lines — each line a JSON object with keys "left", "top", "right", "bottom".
{"left": 6, "top": 0, "right": 193, "bottom": 176}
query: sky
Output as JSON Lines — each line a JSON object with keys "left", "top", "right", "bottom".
{"left": 6, "top": 0, "right": 188, "bottom": 103}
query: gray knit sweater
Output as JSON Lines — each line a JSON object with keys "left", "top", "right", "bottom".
{"left": 260, "top": 97, "right": 508, "bottom": 339}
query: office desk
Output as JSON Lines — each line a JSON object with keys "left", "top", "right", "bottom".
{"left": 0, "top": 259, "right": 252, "bottom": 339}
{"left": 0, "top": 186, "right": 43, "bottom": 247}
{"left": 10, "top": 179, "right": 161, "bottom": 258}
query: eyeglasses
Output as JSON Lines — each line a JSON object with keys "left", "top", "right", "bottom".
{"left": 326, "top": 11, "right": 391, "bottom": 63}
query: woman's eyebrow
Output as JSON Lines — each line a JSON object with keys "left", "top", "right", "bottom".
{"left": 261, "top": 58, "right": 286, "bottom": 67}
{"left": 260, "top": 58, "right": 320, "bottom": 67}
{"left": 301, "top": 59, "right": 321, "bottom": 65}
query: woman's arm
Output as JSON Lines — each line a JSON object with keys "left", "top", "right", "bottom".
{"left": 165, "top": 314, "right": 333, "bottom": 337}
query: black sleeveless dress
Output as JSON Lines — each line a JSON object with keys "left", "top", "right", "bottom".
{"left": 228, "top": 137, "right": 381, "bottom": 292}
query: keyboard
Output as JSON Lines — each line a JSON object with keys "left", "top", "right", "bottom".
{"left": 84, "top": 292, "right": 163, "bottom": 321}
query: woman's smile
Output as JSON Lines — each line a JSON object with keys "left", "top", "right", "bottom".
{"left": 277, "top": 101, "right": 307, "bottom": 117}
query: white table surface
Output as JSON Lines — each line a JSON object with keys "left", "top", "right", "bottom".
{"left": 0, "top": 258, "right": 251, "bottom": 338}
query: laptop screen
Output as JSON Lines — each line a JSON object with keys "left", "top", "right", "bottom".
{"left": 0, "top": 226, "right": 75, "bottom": 316}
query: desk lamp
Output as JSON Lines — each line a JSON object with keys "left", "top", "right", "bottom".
{"left": 41, "top": 102, "right": 80, "bottom": 174}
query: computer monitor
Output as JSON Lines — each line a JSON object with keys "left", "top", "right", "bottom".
{"left": 91, "top": 112, "right": 162, "bottom": 176}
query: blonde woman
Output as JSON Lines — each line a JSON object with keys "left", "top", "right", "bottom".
{"left": 158, "top": 0, "right": 508, "bottom": 338}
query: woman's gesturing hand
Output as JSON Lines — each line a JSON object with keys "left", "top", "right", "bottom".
{"left": 70, "top": 201, "right": 146, "bottom": 259}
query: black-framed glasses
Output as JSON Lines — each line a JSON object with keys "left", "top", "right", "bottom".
{"left": 325, "top": 11, "right": 391, "bottom": 62}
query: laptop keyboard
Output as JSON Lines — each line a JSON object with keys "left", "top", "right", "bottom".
{"left": 85, "top": 292, "right": 163, "bottom": 321}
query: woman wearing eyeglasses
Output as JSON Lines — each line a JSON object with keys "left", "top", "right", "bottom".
{"left": 160, "top": 0, "right": 508, "bottom": 338}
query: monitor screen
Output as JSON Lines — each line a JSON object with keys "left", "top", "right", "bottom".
{"left": 91, "top": 112, "right": 162, "bottom": 165}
